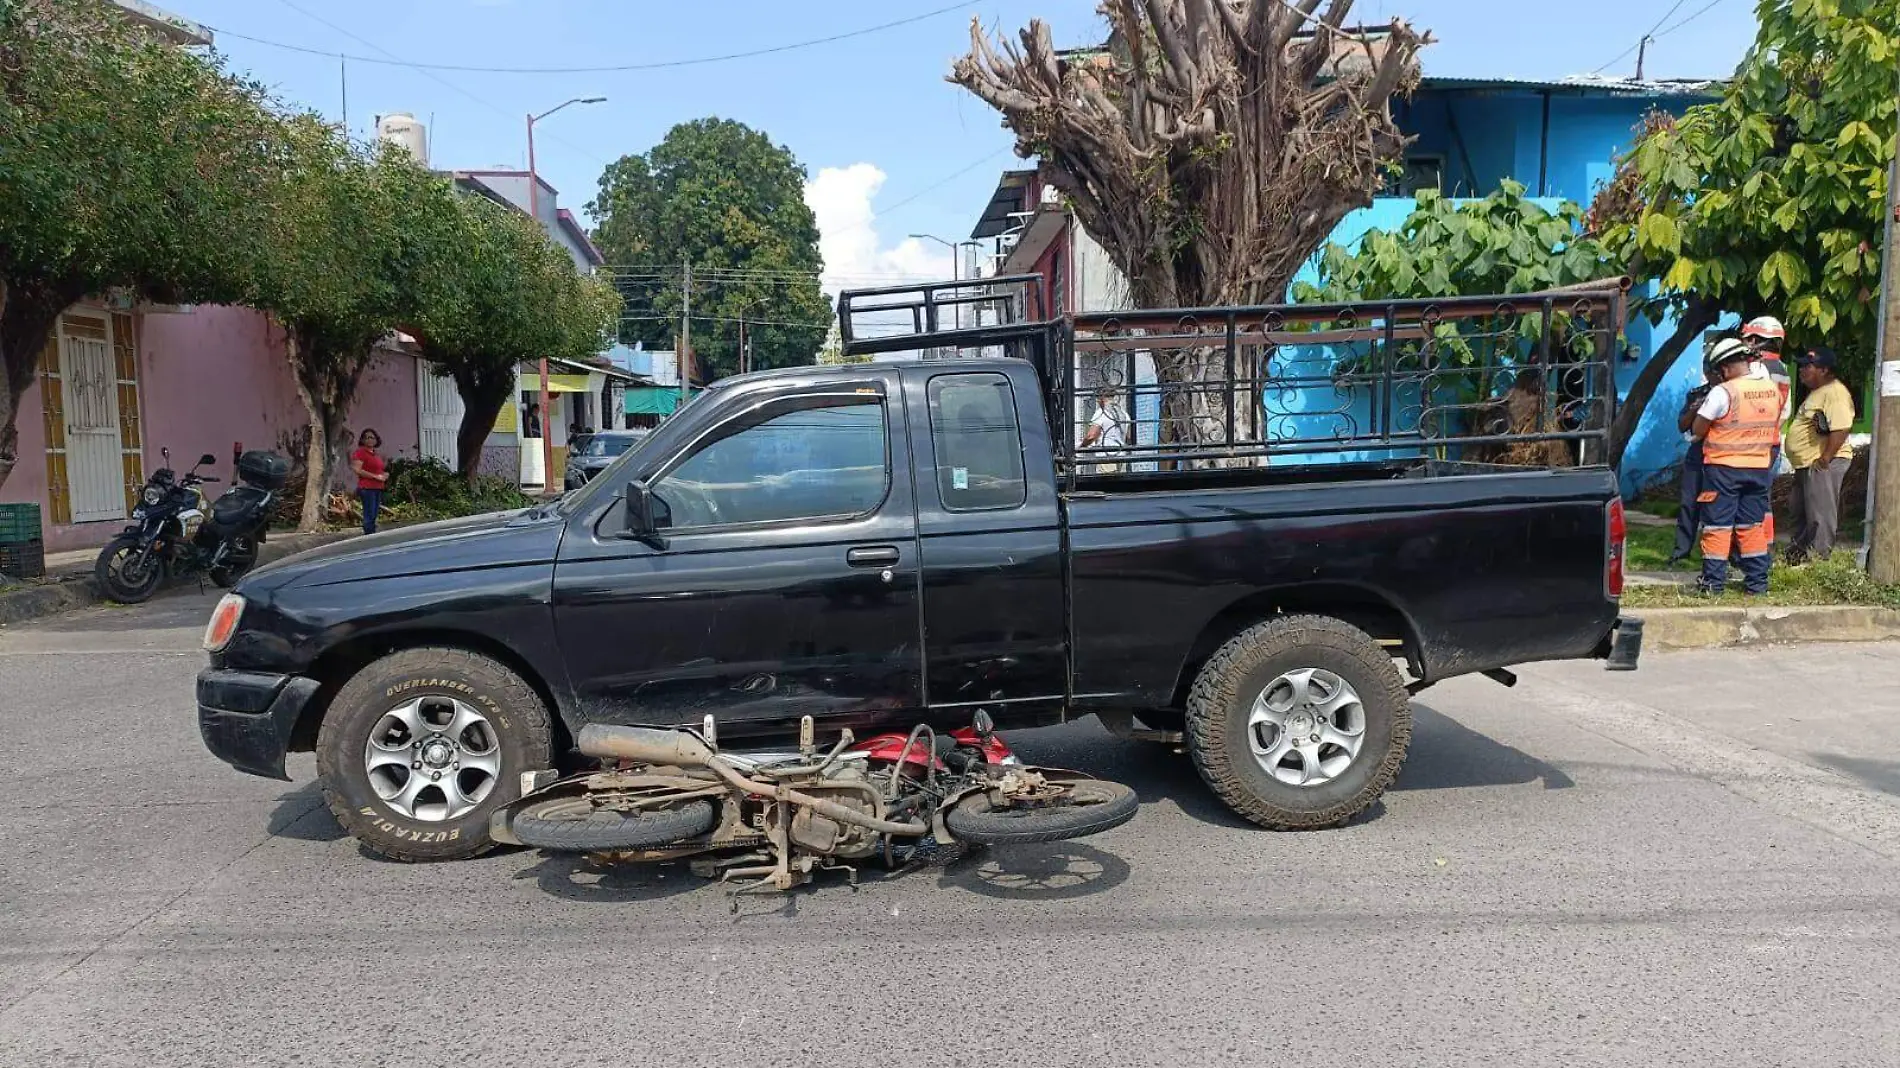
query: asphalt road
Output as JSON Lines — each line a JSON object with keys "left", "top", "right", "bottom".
{"left": 4, "top": 591, "right": 1899, "bottom": 1067}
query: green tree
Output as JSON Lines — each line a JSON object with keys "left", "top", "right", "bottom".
{"left": 0, "top": 0, "right": 283, "bottom": 491}
{"left": 1296, "top": 183, "right": 1619, "bottom": 303}
{"left": 248, "top": 125, "right": 427, "bottom": 529}
{"left": 411, "top": 193, "right": 619, "bottom": 480}
{"left": 589, "top": 118, "right": 831, "bottom": 380}
{"left": 1592, "top": 0, "right": 1900, "bottom": 463}
{"left": 1294, "top": 183, "right": 1626, "bottom": 463}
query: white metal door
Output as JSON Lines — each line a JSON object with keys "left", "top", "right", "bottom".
{"left": 417, "top": 367, "right": 464, "bottom": 466}
{"left": 58, "top": 315, "right": 126, "bottom": 523}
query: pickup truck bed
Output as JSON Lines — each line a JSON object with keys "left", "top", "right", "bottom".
{"left": 1065, "top": 465, "right": 1620, "bottom": 711}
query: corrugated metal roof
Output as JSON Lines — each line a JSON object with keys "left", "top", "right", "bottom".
{"left": 1420, "top": 74, "right": 1723, "bottom": 97}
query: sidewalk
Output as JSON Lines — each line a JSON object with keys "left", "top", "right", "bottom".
{"left": 0, "top": 529, "right": 358, "bottom": 626}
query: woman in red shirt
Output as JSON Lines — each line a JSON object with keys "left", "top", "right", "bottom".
{"left": 349, "top": 429, "right": 387, "bottom": 534}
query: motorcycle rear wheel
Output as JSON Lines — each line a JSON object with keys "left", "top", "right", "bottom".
{"left": 94, "top": 536, "right": 164, "bottom": 604}
{"left": 510, "top": 795, "right": 717, "bottom": 852}
{"left": 944, "top": 778, "right": 1139, "bottom": 845}
{"left": 210, "top": 535, "right": 259, "bottom": 588}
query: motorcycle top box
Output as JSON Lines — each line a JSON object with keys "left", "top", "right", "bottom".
{"left": 236, "top": 450, "right": 291, "bottom": 491}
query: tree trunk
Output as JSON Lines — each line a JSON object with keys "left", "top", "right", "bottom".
{"left": 0, "top": 283, "right": 74, "bottom": 495}
{"left": 1608, "top": 298, "right": 1720, "bottom": 469}
{"left": 282, "top": 328, "right": 372, "bottom": 532}
{"left": 450, "top": 362, "right": 514, "bottom": 484}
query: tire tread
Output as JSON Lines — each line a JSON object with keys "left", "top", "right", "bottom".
{"left": 1184, "top": 614, "right": 1411, "bottom": 831}
{"left": 316, "top": 647, "right": 552, "bottom": 862}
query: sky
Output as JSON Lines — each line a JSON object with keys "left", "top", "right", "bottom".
{"left": 166, "top": 0, "right": 1764, "bottom": 296}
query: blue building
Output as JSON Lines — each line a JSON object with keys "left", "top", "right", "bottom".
{"left": 974, "top": 71, "right": 1723, "bottom": 493}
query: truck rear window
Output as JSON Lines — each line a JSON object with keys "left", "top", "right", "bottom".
{"left": 927, "top": 373, "right": 1027, "bottom": 512}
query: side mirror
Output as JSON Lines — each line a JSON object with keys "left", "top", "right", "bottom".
{"left": 197, "top": 453, "right": 218, "bottom": 467}
{"left": 620, "top": 479, "right": 666, "bottom": 550}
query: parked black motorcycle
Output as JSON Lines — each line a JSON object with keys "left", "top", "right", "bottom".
{"left": 94, "top": 448, "right": 290, "bottom": 604}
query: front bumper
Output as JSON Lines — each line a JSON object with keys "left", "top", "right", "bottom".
{"left": 197, "top": 669, "right": 321, "bottom": 781}
{"left": 1599, "top": 616, "right": 1644, "bottom": 671}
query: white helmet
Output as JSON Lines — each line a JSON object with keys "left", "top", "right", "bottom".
{"left": 1704, "top": 336, "right": 1752, "bottom": 377}
{"left": 1741, "top": 315, "right": 1785, "bottom": 344}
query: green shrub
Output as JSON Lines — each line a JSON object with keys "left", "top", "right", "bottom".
{"left": 379, "top": 457, "right": 533, "bottom": 523}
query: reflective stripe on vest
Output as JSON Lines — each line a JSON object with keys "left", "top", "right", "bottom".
{"left": 1704, "top": 377, "right": 1782, "bottom": 469}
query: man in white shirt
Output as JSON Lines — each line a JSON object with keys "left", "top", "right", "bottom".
{"left": 1079, "top": 386, "right": 1126, "bottom": 473}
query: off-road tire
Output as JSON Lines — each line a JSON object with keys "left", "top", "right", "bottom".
{"left": 509, "top": 796, "right": 717, "bottom": 853}
{"left": 1185, "top": 615, "right": 1410, "bottom": 830}
{"left": 944, "top": 779, "right": 1139, "bottom": 844}
{"left": 316, "top": 648, "right": 552, "bottom": 862}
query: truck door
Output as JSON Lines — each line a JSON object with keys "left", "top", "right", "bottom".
{"left": 907, "top": 367, "right": 1067, "bottom": 716}
{"left": 550, "top": 375, "right": 923, "bottom": 736}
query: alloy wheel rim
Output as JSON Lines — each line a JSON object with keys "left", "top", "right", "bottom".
{"left": 363, "top": 696, "right": 501, "bottom": 821}
{"left": 1246, "top": 667, "right": 1366, "bottom": 787}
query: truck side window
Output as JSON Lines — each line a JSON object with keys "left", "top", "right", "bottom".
{"left": 927, "top": 373, "right": 1027, "bottom": 512}
{"left": 652, "top": 398, "right": 888, "bottom": 529}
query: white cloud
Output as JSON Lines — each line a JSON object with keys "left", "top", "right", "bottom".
{"left": 804, "top": 163, "right": 953, "bottom": 297}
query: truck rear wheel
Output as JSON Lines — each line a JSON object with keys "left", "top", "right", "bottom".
{"left": 316, "top": 648, "right": 552, "bottom": 862}
{"left": 1185, "top": 615, "right": 1410, "bottom": 830}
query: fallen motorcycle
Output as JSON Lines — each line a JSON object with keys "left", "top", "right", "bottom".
{"left": 490, "top": 712, "right": 1138, "bottom": 898}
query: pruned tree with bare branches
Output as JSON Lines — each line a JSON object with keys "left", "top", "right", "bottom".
{"left": 952, "top": 0, "right": 1429, "bottom": 445}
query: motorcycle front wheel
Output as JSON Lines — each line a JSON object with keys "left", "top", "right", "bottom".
{"left": 94, "top": 536, "right": 164, "bottom": 604}
{"left": 944, "top": 778, "right": 1139, "bottom": 845}
{"left": 209, "top": 535, "right": 259, "bottom": 588}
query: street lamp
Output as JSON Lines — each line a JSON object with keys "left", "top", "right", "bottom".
{"left": 526, "top": 95, "right": 605, "bottom": 493}
{"left": 909, "top": 233, "right": 980, "bottom": 330}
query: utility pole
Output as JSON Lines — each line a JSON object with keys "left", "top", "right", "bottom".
{"left": 1635, "top": 35, "right": 1651, "bottom": 81}
{"left": 738, "top": 316, "right": 749, "bottom": 376}
{"left": 679, "top": 261, "right": 692, "bottom": 411}
{"left": 1867, "top": 69, "right": 1900, "bottom": 583}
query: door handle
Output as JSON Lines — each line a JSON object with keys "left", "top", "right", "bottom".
{"left": 846, "top": 545, "right": 900, "bottom": 567}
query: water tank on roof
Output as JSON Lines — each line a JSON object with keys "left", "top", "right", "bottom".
{"left": 376, "top": 112, "right": 428, "bottom": 165}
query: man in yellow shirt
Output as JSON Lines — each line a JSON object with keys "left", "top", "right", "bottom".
{"left": 1783, "top": 346, "right": 1857, "bottom": 564}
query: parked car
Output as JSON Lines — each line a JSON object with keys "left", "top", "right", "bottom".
{"left": 196, "top": 281, "right": 1641, "bottom": 861}
{"left": 563, "top": 428, "right": 650, "bottom": 491}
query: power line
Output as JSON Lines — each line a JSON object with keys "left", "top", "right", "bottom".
{"left": 1589, "top": 0, "right": 1731, "bottom": 76}
{"left": 875, "top": 148, "right": 1013, "bottom": 217}
{"left": 213, "top": 1, "right": 985, "bottom": 75}
{"left": 265, "top": 0, "right": 610, "bottom": 166}
{"left": 1657, "top": 0, "right": 1730, "bottom": 36}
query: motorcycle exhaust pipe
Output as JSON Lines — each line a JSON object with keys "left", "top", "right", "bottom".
{"left": 578, "top": 723, "right": 929, "bottom": 838}
{"left": 578, "top": 724, "right": 716, "bottom": 768}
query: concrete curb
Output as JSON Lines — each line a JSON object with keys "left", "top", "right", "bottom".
{"left": 1629, "top": 604, "right": 1900, "bottom": 651}
{"left": 0, "top": 530, "right": 356, "bottom": 628}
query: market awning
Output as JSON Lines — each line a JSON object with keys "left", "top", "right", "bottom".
{"left": 625, "top": 385, "right": 686, "bottom": 415}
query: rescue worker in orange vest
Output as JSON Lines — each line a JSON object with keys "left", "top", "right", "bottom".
{"left": 1689, "top": 337, "right": 1780, "bottom": 595}
{"left": 1741, "top": 314, "right": 1792, "bottom": 545}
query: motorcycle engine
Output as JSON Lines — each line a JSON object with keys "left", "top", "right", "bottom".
{"left": 787, "top": 756, "right": 882, "bottom": 859}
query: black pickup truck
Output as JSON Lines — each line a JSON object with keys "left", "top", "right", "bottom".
{"left": 198, "top": 280, "right": 1641, "bottom": 860}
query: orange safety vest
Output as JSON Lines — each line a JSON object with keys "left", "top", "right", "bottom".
{"left": 1703, "top": 376, "right": 1782, "bottom": 469}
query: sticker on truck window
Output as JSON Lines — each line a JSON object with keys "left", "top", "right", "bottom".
{"left": 952, "top": 467, "right": 969, "bottom": 490}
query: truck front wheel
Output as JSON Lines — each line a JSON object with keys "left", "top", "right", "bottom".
{"left": 1185, "top": 615, "right": 1410, "bottom": 830}
{"left": 315, "top": 648, "right": 553, "bottom": 861}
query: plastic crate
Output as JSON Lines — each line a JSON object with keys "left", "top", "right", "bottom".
{"left": 0, "top": 538, "right": 44, "bottom": 580}
{"left": 0, "top": 502, "right": 40, "bottom": 544}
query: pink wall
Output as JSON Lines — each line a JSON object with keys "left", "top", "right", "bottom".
{"left": 1, "top": 304, "right": 422, "bottom": 552}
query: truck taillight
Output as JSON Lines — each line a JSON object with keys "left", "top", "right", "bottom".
{"left": 1606, "top": 497, "right": 1626, "bottom": 598}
